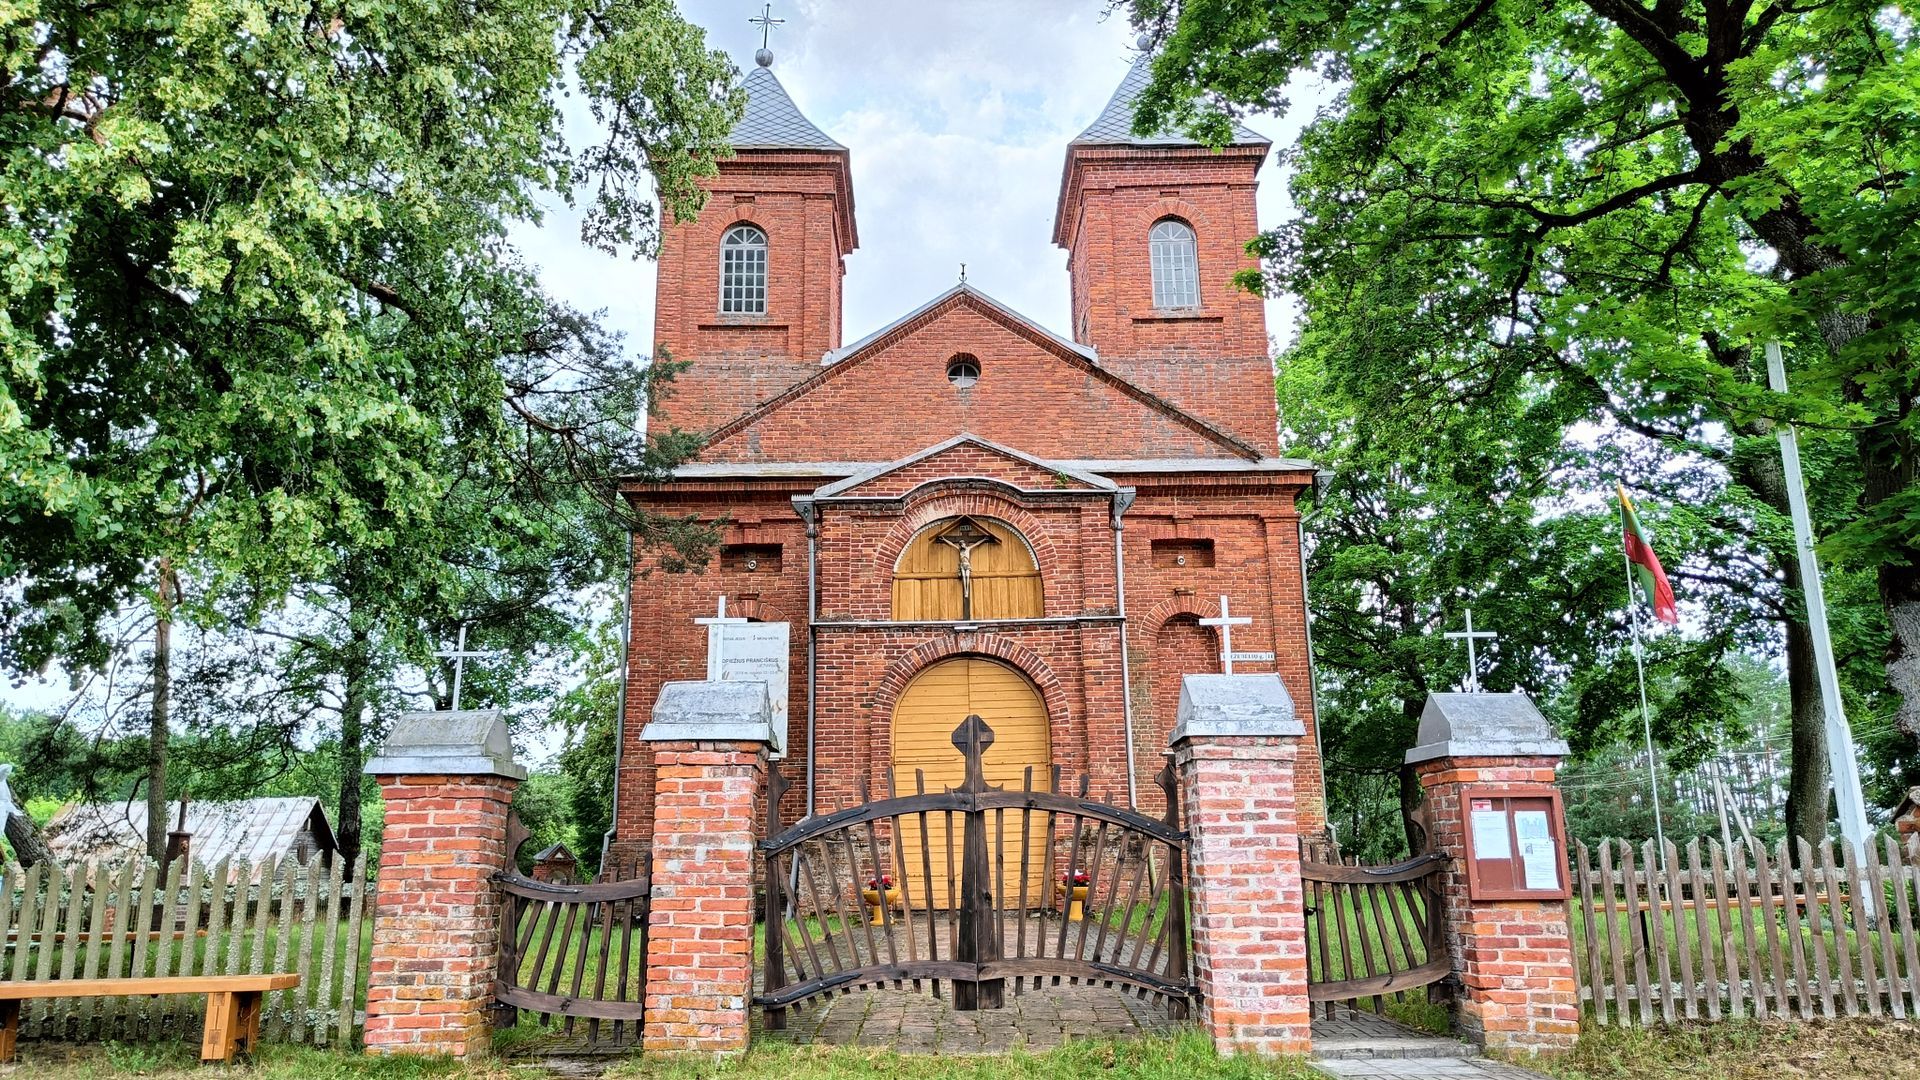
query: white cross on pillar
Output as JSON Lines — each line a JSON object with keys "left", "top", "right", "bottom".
{"left": 1197, "top": 595, "right": 1254, "bottom": 675}
{"left": 695, "top": 596, "right": 750, "bottom": 680}
{"left": 433, "top": 624, "right": 500, "bottom": 711}
{"left": 1442, "top": 607, "right": 1500, "bottom": 693}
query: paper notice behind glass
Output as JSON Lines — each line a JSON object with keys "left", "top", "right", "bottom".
{"left": 1514, "top": 810, "right": 1551, "bottom": 842}
{"left": 1470, "top": 810, "right": 1511, "bottom": 858}
{"left": 1521, "top": 838, "right": 1560, "bottom": 890}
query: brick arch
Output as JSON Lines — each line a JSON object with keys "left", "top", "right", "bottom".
{"left": 1137, "top": 611, "right": 1223, "bottom": 817}
{"left": 1129, "top": 197, "right": 1215, "bottom": 239}
{"left": 872, "top": 490, "right": 1060, "bottom": 590}
{"left": 1134, "top": 595, "right": 1222, "bottom": 640}
{"left": 724, "top": 594, "right": 790, "bottom": 624}
{"left": 864, "top": 634, "right": 1072, "bottom": 777}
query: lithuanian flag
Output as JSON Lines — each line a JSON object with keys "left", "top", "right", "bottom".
{"left": 1617, "top": 484, "right": 1679, "bottom": 625}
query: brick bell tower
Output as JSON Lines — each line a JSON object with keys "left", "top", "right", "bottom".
{"left": 1052, "top": 47, "right": 1276, "bottom": 454}
{"left": 651, "top": 51, "right": 858, "bottom": 436}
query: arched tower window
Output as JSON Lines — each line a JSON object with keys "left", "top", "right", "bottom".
{"left": 1148, "top": 218, "right": 1199, "bottom": 309}
{"left": 719, "top": 224, "right": 768, "bottom": 314}
{"left": 892, "top": 516, "right": 1043, "bottom": 621}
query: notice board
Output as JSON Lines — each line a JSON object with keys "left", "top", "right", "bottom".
{"left": 1460, "top": 785, "right": 1570, "bottom": 900}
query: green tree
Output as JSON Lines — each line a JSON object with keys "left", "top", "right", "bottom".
{"left": 1129, "top": 0, "right": 1916, "bottom": 837}
{"left": 0, "top": 0, "right": 742, "bottom": 858}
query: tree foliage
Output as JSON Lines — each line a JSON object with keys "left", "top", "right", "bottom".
{"left": 1128, "top": 0, "right": 1920, "bottom": 753}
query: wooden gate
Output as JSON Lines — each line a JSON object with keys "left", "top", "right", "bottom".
{"left": 1302, "top": 843, "right": 1451, "bottom": 1016}
{"left": 758, "top": 715, "right": 1192, "bottom": 1026}
{"left": 492, "top": 818, "right": 650, "bottom": 1047}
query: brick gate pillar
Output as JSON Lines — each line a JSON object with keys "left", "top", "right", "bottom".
{"left": 362, "top": 710, "right": 527, "bottom": 1057}
{"left": 1407, "top": 693, "right": 1580, "bottom": 1055}
{"left": 1171, "top": 673, "right": 1312, "bottom": 1056}
{"left": 641, "top": 681, "right": 774, "bottom": 1056}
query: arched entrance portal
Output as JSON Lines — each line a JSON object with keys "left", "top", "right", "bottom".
{"left": 891, "top": 657, "right": 1050, "bottom": 906}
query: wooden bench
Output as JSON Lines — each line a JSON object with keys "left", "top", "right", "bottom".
{"left": 0, "top": 974, "right": 300, "bottom": 1063}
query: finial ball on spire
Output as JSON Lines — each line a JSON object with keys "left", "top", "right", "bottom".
{"left": 1136, "top": 32, "right": 1153, "bottom": 51}
{"left": 755, "top": 47, "right": 773, "bottom": 67}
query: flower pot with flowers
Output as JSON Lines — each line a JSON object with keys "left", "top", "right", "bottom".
{"left": 1056, "top": 870, "right": 1092, "bottom": 921}
{"left": 860, "top": 876, "right": 902, "bottom": 925}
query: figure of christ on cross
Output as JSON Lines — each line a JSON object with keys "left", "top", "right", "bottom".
{"left": 935, "top": 517, "right": 999, "bottom": 621}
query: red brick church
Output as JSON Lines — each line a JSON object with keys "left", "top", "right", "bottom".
{"left": 611, "top": 46, "right": 1326, "bottom": 858}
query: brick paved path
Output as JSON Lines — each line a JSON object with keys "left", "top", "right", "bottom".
{"left": 1308, "top": 1008, "right": 1550, "bottom": 1080}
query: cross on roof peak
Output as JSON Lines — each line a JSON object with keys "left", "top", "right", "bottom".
{"left": 750, "top": 3, "right": 784, "bottom": 58}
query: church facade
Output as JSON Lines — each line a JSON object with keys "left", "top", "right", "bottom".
{"left": 611, "top": 50, "right": 1326, "bottom": 857}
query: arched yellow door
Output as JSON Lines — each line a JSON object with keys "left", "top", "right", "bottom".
{"left": 891, "top": 657, "right": 1051, "bottom": 908}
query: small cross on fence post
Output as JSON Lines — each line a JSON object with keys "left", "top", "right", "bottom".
{"left": 1441, "top": 607, "right": 1500, "bottom": 693}
{"left": 433, "top": 624, "right": 500, "bottom": 711}
{"left": 1198, "top": 595, "right": 1253, "bottom": 674}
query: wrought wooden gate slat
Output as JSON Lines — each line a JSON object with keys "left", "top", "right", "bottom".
{"left": 756, "top": 716, "right": 1196, "bottom": 1018}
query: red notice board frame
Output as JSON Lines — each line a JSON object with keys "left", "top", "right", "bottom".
{"left": 1460, "top": 785, "right": 1570, "bottom": 901}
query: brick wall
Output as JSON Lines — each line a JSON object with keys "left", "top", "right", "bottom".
{"left": 614, "top": 461, "right": 1324, "bottom": 853}
{"left": 652, "top": 150, "right": 854, "bottom": 435}
{"left": 1055, "top": 145, "right": 1277, "bottom": 454}
{"left": 1175, "top": 735, "right": 1311, "bottom": 1055}
{"left": 1415, "top": 756, "right": 1580, "bottom": 1055}
{"left": 643, "top": 738, "right": 767, "bottom": 1055}
{"left": 362, "top": 773, "right": 516, "bottom": 1057}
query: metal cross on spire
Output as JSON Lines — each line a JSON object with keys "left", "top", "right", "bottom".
{"left": 1441, "top": 607, "right": 1499, "bottom": 693}
{"left": 434, "top": 624, "right": 500, "bottom": 711}
{"left": 750, "top": 3, "right": 784, "bottom": 50}
{"left": 1198, "top": 595, "right": 1254, "bottom": 674}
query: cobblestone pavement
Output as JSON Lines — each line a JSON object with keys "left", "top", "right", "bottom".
{"left": 755, "top": 984, "right": 1176, "bottom": 1053}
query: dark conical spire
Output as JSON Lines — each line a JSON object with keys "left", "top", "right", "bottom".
{"left": 728, "top": 61, "right": 844, "bottom": 151}
{"left": 1073, "top": 52, "right": 1267, "bottom": 148}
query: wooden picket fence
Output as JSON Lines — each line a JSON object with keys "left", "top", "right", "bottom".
{"left": 1573, "top": 835, "right": 1920, "bottom": 1024}
{"left": 0, "top": 854, "right": 374, "bottom": 1047}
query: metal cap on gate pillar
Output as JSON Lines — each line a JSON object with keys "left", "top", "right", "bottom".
{"left": 365, "top": 709, "right": 529, "bottom": 780}
{"left": 1403, "top": 693, "right": 1568, "bottom": 765}
{"left": 1172, "top": 673, "right": 1302, "bottom": 743}
{"left": 641, "top": 680, "right": 775, "bottom": 745}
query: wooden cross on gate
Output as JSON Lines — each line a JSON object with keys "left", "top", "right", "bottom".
{"left": 1442, "top": 607, "right": 1499, "bottom": 693}
{"left": 950, "top": 714, "right": 996, "bottom": 796}
{"left": 1198, "top": 595, "right": 1253, "bottom": 674}
{"left": 433, "top": 624, "right": 500, "bottom": 711}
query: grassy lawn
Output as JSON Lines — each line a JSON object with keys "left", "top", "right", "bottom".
{"left": 1536, "top": 1018, "right": 1920, "bottom": 1079}
{"left": 1, "top": 1032, "right": 1318, "bottom": 1080}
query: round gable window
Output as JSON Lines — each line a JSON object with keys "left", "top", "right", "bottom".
{"left": 947, "top": 354, "right": 980, "bottom": 389}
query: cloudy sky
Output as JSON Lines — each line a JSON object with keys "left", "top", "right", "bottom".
{"left": 513, "top": 0, "right": 1331, "bottom": 359}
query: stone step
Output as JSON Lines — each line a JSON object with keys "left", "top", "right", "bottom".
{"left": 1312, "top": 1056, "right": 1552, "bottom": 1079}
{"left": 1312, "top": 1035, "right": 1480, "bottom": 1061}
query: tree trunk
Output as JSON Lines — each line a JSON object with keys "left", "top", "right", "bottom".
{"left": 1735, "top": 426, "right": 1831, "bottom": 847}
{"left": 1780, "top": 583, "right": 1831, "bottom": 848}
{"left": 146, "top": 563, "right": 174, "bottom": 863}
{"left": 1398, "top": 696, "right": 1425, "bottom": 854}
{"left": 3, "top": 810, "right": 58, "bottom": 869}
{"left": 336, "top": 627, "right": 371, "bottom": 878}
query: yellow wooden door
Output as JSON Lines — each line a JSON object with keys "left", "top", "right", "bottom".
{"left": 890, "top": 657, "right": 1051, "bottom": 909}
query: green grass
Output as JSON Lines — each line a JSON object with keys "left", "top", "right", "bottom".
{"left": 611, "top": 1030, "right": 1317, "bottom": 1080}
{"left": 1535, "top": 1018, "right": 1920, "bottom": 1079}
{"left": 2, "top": 1040, "right": 521, "bottom": 1079}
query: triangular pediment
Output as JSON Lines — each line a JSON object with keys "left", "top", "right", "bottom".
{"left": 699, "top": 286, "right": 1260, "bottom": 465}
{"left": 812, "top": 434, "right": 1116, "bottom": 500}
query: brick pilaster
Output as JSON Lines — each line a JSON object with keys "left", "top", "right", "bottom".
{"left": 642, "top": 738, "right": 768, "bottom": 1055}
{"left": 362, "top": 772, "right": 517, "bottom": 1056}
{"left": 1415, "top": 755, "right": 1580, "bottom": 1054}
{"left": 1171, "top": 673, "right": 1311, "bottom": 1056}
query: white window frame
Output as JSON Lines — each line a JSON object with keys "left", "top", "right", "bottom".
{"left": 1148, "top": 218, "right": 1199, "bottom": 310}
{"left": 719, "top": 224, "right": 768, "bottom": 315}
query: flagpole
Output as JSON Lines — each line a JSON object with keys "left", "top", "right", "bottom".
{"left": 1622, "top": 536, "right": 1669, "bottom": 868}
